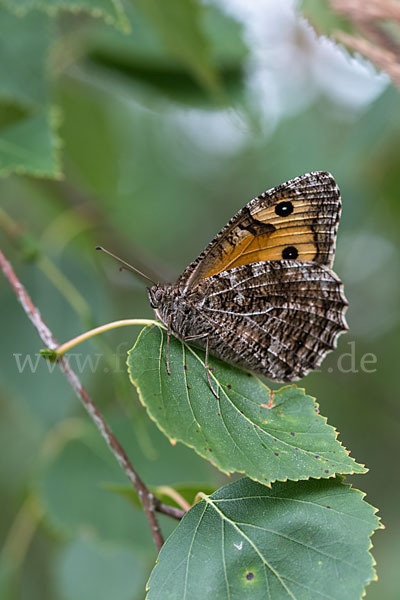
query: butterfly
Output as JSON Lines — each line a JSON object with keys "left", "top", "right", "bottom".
{"left": 147, "top": 171, "right": 348, "bottom": 397}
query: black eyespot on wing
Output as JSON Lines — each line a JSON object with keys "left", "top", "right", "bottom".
{"left": 275, "top": 201, "right": 293, "bottom": 217}
{"left": 282, "top": 246, "right": 298, "bottom": 259}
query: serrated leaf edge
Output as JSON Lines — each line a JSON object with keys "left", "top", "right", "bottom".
{"left": 127, "top": 325, "right": 367, "bottom": 487}
{"left": 146, "top": 477, "right": 383, "bottom": 599}
{"left": 0, "top": 105, "right": 63, "bottom": 179}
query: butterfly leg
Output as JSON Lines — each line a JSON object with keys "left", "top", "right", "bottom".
{"left": 205, "top": 336, "right": 219, "bottom": 399}
{"left": 181, "top": 333, "right": 219, "bottom": 398}
{"left": 166, "top": 317, "right": 172, "bottom": 375}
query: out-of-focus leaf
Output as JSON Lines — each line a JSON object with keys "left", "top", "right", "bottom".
{"left": 86, "top": 2, "right": 246, "bottom": 105}
{"left": 147, "top": 477, "right": 381, "bottom": 600}
{"left": 0, "top": 107, "right": 61, "bottom": 178}
{"left": 127, "top": 325, "right": 366, "bottom": 485}
{"left": 103, "top": 481, "right": 216, "bottom": 510}
{"left": 56, "top": 536, "right": 147, "bottom": 600}
{"left": 202, "top": 3, "right": 247, "bottom": 66}
{"left": 0, "top": 0, "right": 129, "bottom": 30}
{"left": 0, "top": 8, "right": 51, "bottom": 107}
{"left": 0, "top": 558, "right": 15, "bottom": 600}
{"left": 0, "top": 102, "right": 29, "bottom": 130}
{"left": 131, "top": 0, "right": 219, "bottom": 94}
{"left": 0, "top": 7, "right": 61, "bottom": 177}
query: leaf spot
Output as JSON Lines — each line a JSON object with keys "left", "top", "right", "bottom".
{"left": 234, "top": 541, "right": 243, "bottom": 550}
{"left": 246, "top": 572, "right": 255, "bottom": 581}
{"left": 261, "top": 393, "right": 275, "bottom": 409}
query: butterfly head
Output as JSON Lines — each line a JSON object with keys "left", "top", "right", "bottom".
{"left": 147, "top": 284, "right": 178, "bottom": 329}
{"left": 147, "top": 284, "right": 166, "bottom": 310}
{"left": 147, "top": 283, "right": 186, "bottom": 331}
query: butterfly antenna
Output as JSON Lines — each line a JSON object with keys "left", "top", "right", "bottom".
{"left": 96, "top": 246, "right": 157, "bottom": 286}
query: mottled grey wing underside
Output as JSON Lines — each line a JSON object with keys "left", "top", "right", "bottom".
{"left": 178, "top": 171, "right": 341, "bottom": 290}
{"left": 189, "top": 260, "right": 348, "bottom": 381}
{"left": 153, "top": 171, "right": 347, "bottom": 381}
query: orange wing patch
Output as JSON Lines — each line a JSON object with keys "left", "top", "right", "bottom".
{"left": 201, "top": 199, "right": 317, "bottom": 279}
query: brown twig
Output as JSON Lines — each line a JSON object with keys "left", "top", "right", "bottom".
{"left": 154, "top": 501, "right": 185, "bottom": 520}
{"left": 0, "top": 249, "right": 184, "bottom": 551}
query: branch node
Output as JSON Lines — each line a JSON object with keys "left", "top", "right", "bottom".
{"left": 40, "top": 348, "right": 59, "bottom": 361}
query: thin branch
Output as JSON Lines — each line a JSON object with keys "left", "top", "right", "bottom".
{"left": 156, "top": 501, "right": 186, "bottom": 521}
{"left": 0, "top": 249, "right": 177, "bottom": 551}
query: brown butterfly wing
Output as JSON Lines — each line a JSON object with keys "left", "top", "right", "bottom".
{"left": 178, "top": 171, "right": 341, "bottom": 290}
{"left": 188, "top": 260, "right": 348, "bottom": 381}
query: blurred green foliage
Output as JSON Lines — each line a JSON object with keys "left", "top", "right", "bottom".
{"left": 0, "top": 0, "right": 399, "bottom": 598}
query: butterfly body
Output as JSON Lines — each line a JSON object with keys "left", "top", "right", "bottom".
{"left": 147, "top": 172, "right": 348, "bottom": 383}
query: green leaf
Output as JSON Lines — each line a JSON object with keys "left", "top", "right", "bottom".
{"left": 131, "top": 0, "right": 220, "bottom": 93}
{"left": 0, "top": 7, "right": 61, "bottom": 178}
{"left": 0, "top": 107, "right": 61, "bottom": 178}
{"left": 147, "top": 477, "right": 381, "bottom": 600}
{"left": 56, "top": 536, "right": 147, "bottom": 600}
{"left": 127, "top": 325, "right": 366, "bottom": 485}
{"left": 0, "top": 0, "right": 129, "bottom": 31}
{"left": 0, "top": 7, "right": 51, "bottom": 107}
{"left": 87, "top": 2, "right": 245, "bottom": 105}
